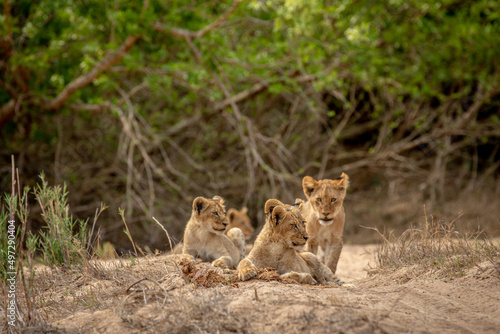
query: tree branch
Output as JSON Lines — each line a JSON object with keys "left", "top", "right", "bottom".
{"left": 154, "top": 0, "right": 243, "bottom": 38}
{"left": 42, "top": 0, "right": 151, "bottom": 111}
{"left": 45, "top": 35, "right": 139, "bottom": 111}
{"left": 3, "top": 0, "right": 13, "bottom": 49}
{"left": 0, "top": 99, "right": 16, "bottom": 128}
{"left": 214, "top": 81, "right": 269, "bottom": 111}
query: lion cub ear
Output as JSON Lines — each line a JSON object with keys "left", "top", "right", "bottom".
{"left": 302, "top": 176, "right": 318, "bottom": 199}
{"left": 212, "top": 195, "right": 225, "bottom": 206}
{"left": 227, "top": 208, "right": 237, "bottom": 223}
{"left": 265, "top": 199, "right": 284, "bottom": 216}
{"left": 270, "top": 205, "right": 287, "bottom": 227}
{"left": 338, "top": 172, "right": 350, "bottom": 190}
{"left": 293, "top": 198, "right": 304, "bottom": 211}
{"left": 193, "top": 197, "right": 208, "bottom": 215}
{"left": 241, "top": 207, "right": 248, "bottom": 215}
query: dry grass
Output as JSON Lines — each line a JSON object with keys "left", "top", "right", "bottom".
{"left": 371, "top": 209, "right": 500, "bottom": 279}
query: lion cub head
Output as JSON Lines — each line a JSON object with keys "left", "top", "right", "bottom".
{"left": 192, "top": 195, "right": 228, "bottom": 234}
{"left": 227, "top": 207, "right": 254, "bottom": 240}
{"left": 302, "top": 173, "right": 349, "bottom": 226}
{"left": 264, "top": 199, "right": 308, "bottom": 249}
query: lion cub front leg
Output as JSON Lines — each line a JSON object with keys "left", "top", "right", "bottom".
{"left": 300, "top": 251, "right": 353, "bottom": 287}
{"left": 181, "top": 247, "right": 197, "bottom": 265}
{"left": 324, "top": 239, "right": 343, "bottom": 274}
{"left": 281, "top": 272, "right": 317, "bottom": 285}
{"left": 237, "top": 258, "right": 259, "bottom": 281}
{"left": 226, "top": 228, "right": 246, "bottom": 261}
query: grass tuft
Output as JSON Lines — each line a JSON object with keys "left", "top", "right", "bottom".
{"left": 373, "top": 209, "right": 500, "bottom": 279}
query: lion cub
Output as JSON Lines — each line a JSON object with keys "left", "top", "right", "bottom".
{"left": 227, "top": 207, "right": 254, "bottom": 240}
{"left": 237, "top": 199, "right": 348, "bottom": 286}
{"left": 182, "top": 196, "right": 245, "bottom": 269}
{"left": 300, "top": 173, "right": 349, "bottom": 274}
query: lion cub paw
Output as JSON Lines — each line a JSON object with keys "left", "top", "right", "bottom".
{"left": 238, "top": 266, "right": 259, "bottom": 281}
{"left": 211, "top": 258, "right": 229, "bottom": 269}
{"left": 282, "top": 272, "right": 317, "bottom": 285}
{"left": 179, "top": 253, "right": 196, "bottom": 266}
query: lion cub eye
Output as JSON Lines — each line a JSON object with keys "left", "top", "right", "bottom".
{"left": 316, "top": 198, "right": 322, "bottom": 203}
{"left": 212, "top": 212, "right": 219, "bottom": 217}
{"left": 293, "top": 224, "right": 299, "bottom": 230}
{"left": 331, "top": 198, "right": 337, "bottom": 203}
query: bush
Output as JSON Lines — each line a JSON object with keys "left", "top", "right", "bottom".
{"left": 29, "top": 173, "right": 90, "bottom": 267}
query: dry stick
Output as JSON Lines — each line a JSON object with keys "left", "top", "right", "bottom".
{"left": 152, "top": 217, "right": 174, "bottom": 251}
{"left": 119, "top": 209, "right": 138, "bottom": 257}
{"left": 126, "top": 277, "right": 166, "bottom": 294}
{"left": 16, "top": 167, "right": 28, "bottom": 256}
{"left": 87, "top": 203, "right": 108, "bottom": 253}
{"left": 359, "top": 225, "right": 390, "bottom": 244}
{"left": 10, "top": 155, "right": 15, "bottom": 221}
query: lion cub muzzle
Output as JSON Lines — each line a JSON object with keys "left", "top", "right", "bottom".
{"left": 318, "top": 218, "right": 334, "bottom": 226}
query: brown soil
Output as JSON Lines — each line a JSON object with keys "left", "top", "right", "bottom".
{"left": 6, "top": 244, "right": 500, "bottom": 333}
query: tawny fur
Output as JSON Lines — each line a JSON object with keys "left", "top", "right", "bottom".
{"left": 237, "top": 199, "right": 347, "bottom": 286}
{"left": 300, "top": 173, "right": 349, "bottom": 274}
{"left": 181, "top": 196, "right": 245, "bottom": 269}
{"left": 227, "top": 207, "right": 254, "bottom": 240}
{"left": 170, "top": 206, "right": 253, "bottom": 254}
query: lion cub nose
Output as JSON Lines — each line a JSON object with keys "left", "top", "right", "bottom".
{"left": 222, "top": 221, "right": 228, "bottom": 226}
{"left": 304, "top": 236, "right": 308, "bottom": 241}
{"left": 322, "top": 212, "right": 329, "bottom": 217}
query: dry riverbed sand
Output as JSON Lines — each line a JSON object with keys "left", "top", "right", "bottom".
{"left": 8, "top": 244, "right": 499, "bottom": 333}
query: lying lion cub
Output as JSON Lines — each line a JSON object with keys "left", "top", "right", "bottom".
{"left": 169, "top": 205, "right": 253, "bottom": 254}
{"left": 182, "top": 196, "right": 245, "bottom": 269}
{"left": 237, "top": 199, "right": 350, "bottom": 286}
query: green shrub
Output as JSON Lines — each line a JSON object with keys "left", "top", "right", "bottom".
{"left": 30, "top": 173, "right": 89, "bottom": 268}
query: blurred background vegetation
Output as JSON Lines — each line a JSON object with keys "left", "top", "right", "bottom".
{"left": 1, "top": 0, "right": 499, "bottom": 253}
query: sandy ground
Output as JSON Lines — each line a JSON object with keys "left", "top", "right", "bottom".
{"left": 6, "top": 244, "right": 499, "bottom": 333}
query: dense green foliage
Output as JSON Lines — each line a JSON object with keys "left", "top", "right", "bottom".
{"left": 1, "top": 0, "right": 499, "bottom": 250}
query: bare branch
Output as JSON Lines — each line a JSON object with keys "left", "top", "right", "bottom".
{"left": 3, "top": 0, "right": 13, "bottom": 50}
{"left": 0, "top": 99, "right": 16, "bottom": 128}
{"left": 214, "top": 81, "right": 269, "bottom": 111}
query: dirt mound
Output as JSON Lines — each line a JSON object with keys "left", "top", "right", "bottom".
{"left": 179, "top": 257, "right": 238, "bottom": 288}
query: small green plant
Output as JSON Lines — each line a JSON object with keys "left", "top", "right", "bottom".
{"left": 30, "top": 172, "right": 89, "bottom": 268}
{"left": 0, "top": 179, "right": 30, "bottom": 282}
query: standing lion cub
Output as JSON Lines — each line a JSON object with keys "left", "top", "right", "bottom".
{"left": 182, "top": 196, "right": 245, "bottom": 269}
{"left": 237, "top": 199, "right": 349, "bottom": 286}
{"left": 300, "top": 173, "right": 349, "bottom": 274}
